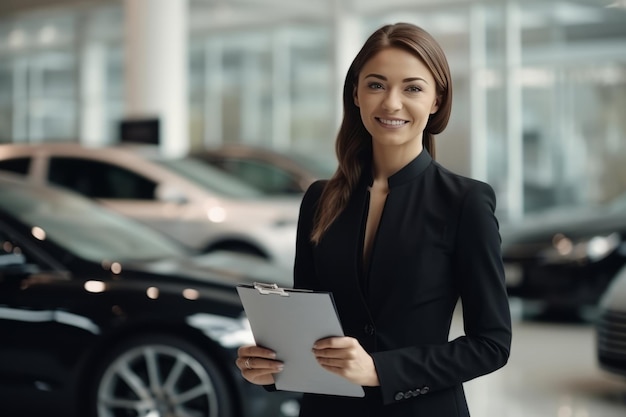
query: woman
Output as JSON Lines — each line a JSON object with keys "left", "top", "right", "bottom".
{"left": 236, "top": 22, "right": 512, "bottom": 417}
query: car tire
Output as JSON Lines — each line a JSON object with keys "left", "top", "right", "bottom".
{"left": 89, "top": 333, "right": 234, "bottom": 417}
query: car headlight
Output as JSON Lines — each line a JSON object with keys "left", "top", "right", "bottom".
{"left": 206, "top": 206, "right": 227, "bottom": 223}
{"left": 541, "top": 232, "right": 621, "bottom": 264}
{"left": 186, "top": 312, "right": 254, "bottom": 348}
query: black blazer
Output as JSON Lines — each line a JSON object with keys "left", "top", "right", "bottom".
{"left": 293, "top": 150, "right": 511, "bottom": 417}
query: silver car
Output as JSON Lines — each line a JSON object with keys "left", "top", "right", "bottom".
{"left": 0, "top": 142, "right": 300, "bottom": 270}
{"left": 192, "top": 144, "right": 336, "bottom": 195}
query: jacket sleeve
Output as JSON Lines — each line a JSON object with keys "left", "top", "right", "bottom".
{"left": 293, "top": 180, "right": 326, "bottom": 290}
{"left": 372, "top": 181, "right": 512, "bottom": 405}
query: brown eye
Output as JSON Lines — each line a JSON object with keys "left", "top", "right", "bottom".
{"left": 367, "top": 82, "right": 383, "bottom": 90}
{"left": 406, "top": 85, "right": 423, "bottom": 93}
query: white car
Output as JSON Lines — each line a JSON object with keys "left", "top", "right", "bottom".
{"left": 596, "top": 264, "right": 626, "bottom": 379}
{"left": 0, "top": 142, "right": 300, "bottom": 270}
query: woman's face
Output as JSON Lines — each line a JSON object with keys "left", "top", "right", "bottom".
{"left": 354, "top": 47, "right": 439, "bottom": 151}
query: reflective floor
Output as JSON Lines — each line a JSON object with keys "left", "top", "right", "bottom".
{"left": 457, "top": 305, "right": 626, "bottom": 417}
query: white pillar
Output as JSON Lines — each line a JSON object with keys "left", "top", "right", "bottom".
{"left": 505, "top": 1, "right": 524, "bottom": 221}
{"left": 332, "top": 5, "right": 363, "bottom": 130}
{"left": 123, "top": 0, "right": 188, "bottom": 157}
{"left": 29, "top": 59, "right": 44, "bottom": 143}
{"left": 272, "top": 28, "right": 291, "bottom": 150}
{"left": 80, "top": 41, "right": 107, "bottom": 147}
{"left": 469, "top": 4, "right": 488, "bottom": 182}
{"left": 12, "top": 59, "right": 28, "bottom": 142}
{"left": 241, "top": 51, "right": 262, "bottom": 144}
{"left": 203, "top": 39, "right": 223, "bottom": 148}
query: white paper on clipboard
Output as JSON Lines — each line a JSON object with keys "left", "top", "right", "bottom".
{"left": 236, "top": 282, "right": 365, "bottom": 397}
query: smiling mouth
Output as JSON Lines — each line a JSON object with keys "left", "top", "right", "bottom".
{"left": 376, "top": 117, "right": 408, "bottom": 127}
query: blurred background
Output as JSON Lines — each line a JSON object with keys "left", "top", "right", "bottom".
{"left": 0, "top": 0, "right": 626, "bottom": 416}
{"left": 1, "top": 0, "right": 625, "bottom": 220}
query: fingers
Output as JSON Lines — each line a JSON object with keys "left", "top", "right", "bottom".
{"left": 312, "top": 337, "right": 358, "bottom": 369}
{"left": 312, "top": 336, "right": 359, "bottom": 360}
{"left": 236, "top": 356, "right": 284, "bottom": 373}
{"left": 311, "top": 337, "right": 380, "bottom": 386}
{"left": 315, "top": 356, "right": 345, "bottom": 370}
{"left": 238, "top": 345, "right": 277, "bottom": 360}
{"left": 237, "top": 357, "right": 283, "bottom": 386}
{"left": 313, "top": 346, "right": 357, "bottom": 368}
{"left": 236, "top": 345, "right": 283, "bottom": 386}
{"left": 313, "top": 336, "right": 355, "bottom": 350}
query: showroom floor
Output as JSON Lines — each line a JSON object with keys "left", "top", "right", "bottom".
{"left": 456, "top": 303, "right": 626, "bottom": 417}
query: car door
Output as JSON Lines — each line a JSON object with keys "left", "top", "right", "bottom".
{"left": 0, "top": 223, "right": 97, "bottom": 410}
{"left": 44, "top": 156, "right": 194, "bottom": 246}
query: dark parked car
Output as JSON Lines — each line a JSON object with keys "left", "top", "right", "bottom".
{"left": 596, "top": 264, "right": 626, "bottom": 380}
{"left": 0, "top": 172, "right": 300, "bottom": 417}
{"left": 191, "top": 144, "right": 336, "bottom": 195}
{"left": 501, "top": 194, "right": 626, "bottom": 317}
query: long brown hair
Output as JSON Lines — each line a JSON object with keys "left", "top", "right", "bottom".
{"left": 311, "top": 22, "right": 453, "bottom": 244}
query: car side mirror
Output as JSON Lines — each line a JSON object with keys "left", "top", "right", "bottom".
{"left": 155, "top": 184, "right": 188, "bottom": 204}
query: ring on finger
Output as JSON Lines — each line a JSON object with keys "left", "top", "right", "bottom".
{"left": 245, "top": 357, "right": 252, "bottom": 369}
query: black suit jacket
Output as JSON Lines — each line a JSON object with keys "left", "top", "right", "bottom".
{"left": 293, "top": 150, "right": 511, "bottom": 417}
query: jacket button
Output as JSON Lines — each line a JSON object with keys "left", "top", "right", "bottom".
{"left": 420, "top": 386, "right": 430, "bottom": 395}
{"left": 394, "top": 392, "right": 404, "bottom": 401}
{"left": 364, "top": 324, "right": 375, "bottom": 335}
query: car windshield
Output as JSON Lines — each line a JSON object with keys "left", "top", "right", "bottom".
{"left": 155, "top": 157, "right": 263, "bottom": 199}
{"left": 285, "top": 152, "right": 337, "bottom": 179}
{"left": 0, "top": 181, "right": 187, "bottom": 262}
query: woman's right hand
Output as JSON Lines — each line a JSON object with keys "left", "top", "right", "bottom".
{"left": 236, "top": 345, "right": 284, "bottom": 385}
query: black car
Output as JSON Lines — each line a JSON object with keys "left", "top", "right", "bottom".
{"left": 595, "top": 263, "right": 626, "bottom": 380}
{"left": 0, "top": 172, "right": 300, "bottom": 417}
{"left": 501, "top": 194, "right": 626, "bottom": 317}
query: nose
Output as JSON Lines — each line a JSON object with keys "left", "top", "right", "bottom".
{"left": 381, "top": 89, "right": 402, "bottom": 112}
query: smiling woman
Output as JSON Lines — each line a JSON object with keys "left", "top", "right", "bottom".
{"left": 354, "top": 48, "right": 440, "bottom": 152}
{"left": 235, "top": 22, "right": 511, "bottom": 417}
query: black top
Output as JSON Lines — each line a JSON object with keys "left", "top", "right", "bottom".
{"left": 293, "top": 149, "right": 512, "bottom": 417}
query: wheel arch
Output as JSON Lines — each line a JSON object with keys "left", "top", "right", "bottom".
{"left": 74, "top": 321, "right": 246, "bottom": 417}
{"left": 203, "top": 238, "right": 268, "bottom": 259}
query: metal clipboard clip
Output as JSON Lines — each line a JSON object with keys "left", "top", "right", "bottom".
{"left": 253, "top": 282, "right": 290, "bottom": 296}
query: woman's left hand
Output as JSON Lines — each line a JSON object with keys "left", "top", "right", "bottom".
{"left": 312, "top": 336, "right": 380, "bottom": 386}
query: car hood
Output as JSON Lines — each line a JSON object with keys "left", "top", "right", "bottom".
{"left": 122, "top": 250, "right": 293, "bottom": 288}
{"left": 236, "top": 195, "right": 302, "bottom": 211}
{"left": 501, "top": 206, "right": 626, "bottom": 248}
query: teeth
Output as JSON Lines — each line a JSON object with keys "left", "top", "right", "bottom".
{"left": 379, "top": 118, "right": 406, "bottom": 126}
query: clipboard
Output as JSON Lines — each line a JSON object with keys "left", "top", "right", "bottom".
{"left": 236, "top": 282, "right": 365, "bottom": 397}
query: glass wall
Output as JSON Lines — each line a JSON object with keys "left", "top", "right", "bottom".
{"left": 0, "top": 0, "right": 625, "bottom": 221}
{"left": 0, "top": 11, "right": 78, "bottom": 142}
{"left": 188, "top": 25, "right": 334, "bottom": 157}
{"left": 484, "top": 1, "right": 626, "bottom": 216}
{"left": 0, "top": 4, "right": 124, "bottom": 145}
